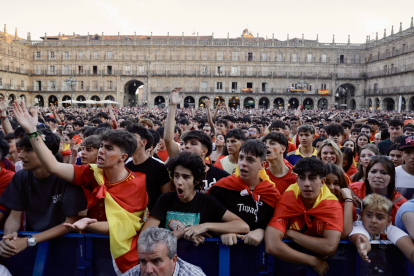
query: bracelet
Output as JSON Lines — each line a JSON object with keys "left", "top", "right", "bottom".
{"left": 27, "top": 131, "right": 45, "bottom": 141}
{"left": 344, "top": 198, "right": 353, "bottom": 201}
{"left": 344, "top": 199, "right": 354, "bottom": 203}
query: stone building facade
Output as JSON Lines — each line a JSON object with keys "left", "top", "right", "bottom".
{"left": 1, "top": 21, "right": 414, "bottom": 110}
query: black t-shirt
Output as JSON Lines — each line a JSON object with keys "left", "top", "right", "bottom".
{"left": 201, "top": 165, "right": 229, "bottom": 192}
{"left": 150, "top": 191, "right": 227, "bottom": 231}
{"left": 0, "top": 170, "right": 87, "bottom": 231}
{"left": 126, "top": 157, "right": 171, "bottom": 211}
{"left": 209, "top": 186, "right": 274, "bottom": 231}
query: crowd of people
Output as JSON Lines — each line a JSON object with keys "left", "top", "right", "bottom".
{"left": 1, "top": 88, "right": 414, "bottom": 275}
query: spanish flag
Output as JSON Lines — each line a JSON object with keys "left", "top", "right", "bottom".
{"left": 270, "top": 183, "right": 343, "bottom": 233}
{"left": 209, "top": 166, "right": 281, "bottom": 207}
{"left": 318, "top": 89, "right": 329, "bottom": 95}
{"left": 88, "top": 164, "right": 149, "bottom": 273}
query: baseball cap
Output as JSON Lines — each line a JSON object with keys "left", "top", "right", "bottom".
{"left": 399, "top": 135, "right": 414, "bottom": 150}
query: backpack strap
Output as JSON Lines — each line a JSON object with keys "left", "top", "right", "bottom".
{"left": 392, "top": 196, "right": 405, "bottom": 205}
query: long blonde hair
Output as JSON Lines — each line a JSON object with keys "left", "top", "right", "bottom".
{"left": 317, "top": 139, "right": 343, "bottom": 167}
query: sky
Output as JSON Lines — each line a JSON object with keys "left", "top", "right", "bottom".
{"left": 2, "top": 0, "right": 413, "bottom": 43}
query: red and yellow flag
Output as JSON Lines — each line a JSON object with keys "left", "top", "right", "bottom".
{"left": 318, "top": 89, "right": 329, "bottom": 95}
{"left": 270, "top": 183, "right": 343, "bottom": 233}
{"left": 89, "top": 164, "right": 149, "bottom": 273}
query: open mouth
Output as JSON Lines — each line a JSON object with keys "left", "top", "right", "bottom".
{"left": 177, "top": 188, "right": 184, "bottom": 196}
{"left": 97, "top": 156, "right": 105, "bottom": 163}
{"left": 266, "top": 150, "right": 271, "bottom": 155}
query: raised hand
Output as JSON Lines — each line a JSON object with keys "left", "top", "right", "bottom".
{"left": 205, "top": 99, "right": 211, "bottom": 109}
{"left": 13, "top": 101, "right": 38, "bottom": 133}
{"left": 70, "top": 138, "right": 81, "bottom": 152}
{"left": 357, "top": 235, "right": 371, "bottom": 263}
{"left": 0, "top": 96, "right": 8, "bottom": 114}
{"left": 170, "top": 87, "right": 183, "bottom": 105}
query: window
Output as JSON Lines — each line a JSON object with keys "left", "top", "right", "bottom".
{"left": 50, "top": 51, "right": 55, "bottom": 59}
{"left": 64, "top": 51, "right": 69, "bottom": 59}
{"left": 107, "top": 66, "right": 112, "bottom": 75}
{"left": 386, "top": 49, "right": 389, "bottom": 57}
{"left": 79, "top": 51, "right": 84, "bottom": 59}
{"left": 93, "top": 66, "right": 98, "bottom": 75}
{"left": 201, "top": 81, "right": 208, "bottom": 89}
{"left": 79, "top": 66, "right": 83, "bottom": 74}
{"left": 353, "top": 55, "right": 359, "bottom": 63}
{"left": 231, "top": 82, "right": 237, "bottom": 92}
{"left": 186, "top": 52, "right": 193, "bottom": 61}
{"left": 63, "top": 65, "right": 69, "bottom": 74}
{"left": 35, "top": 65, "right": 41, "bottom": 74}
{"left": 157, "top": 81, "right": 163, "bottom": 88}
{"left": 125, "top": 65, "right": 131, "bottom": 74}
{"left": 277, "top": 53, "right": 283, "bottom": 62}
{"left": 0, "top": 78, "right": 2, "bottom": 87}
{"left": 247, "top": 67, "right": 253, "bottom": 76}
{"left": 247, "top": 82, "right": 253, "bottom": 89}
{"left": 139, "top": 65, "right": 145, "bottom": 74}
{"left": 216, "top": 82, "right": 223, "bottom": 90}
{"left": 247, "top": 52, "right": 253, "bottom": 61}
{"left": 50, "top": 66, "right": 55, "bottom": 74}
{"left": 21, "top": 80, "right": 24, "bottom": 88}
{"left": 378, "top": 52, "right": 380, "bottom": 59}
{"left": 321, "top": 54, "right": 327, "bottom": 62}
{"left": 262, "top": 53, "right": 268, "bottom": 61}
{"left": 201, "top": 52, "right": 208, "bottom": 61}
{"left": 20, "top": 64, "right": 24, "bottom": 73}
{"left": 403, "top": 44, "right": 406, "bottom": 53}
{"left": 321, "top": 84, "right": 327, "bottom": 89}
{"left": 92, "top": 81, "right": 98, "bottom": 89}
{"left": 107, "top": 51, "right": 112, "bottom": 59}
{"left": 292, "top": 54, "right": 298, "bottom": 62}
{"left": 232, "top": 52, "right": 238, "bottom": 61}
{"left": 339, "top": 55, "right": 344, "bottom": 63}
{"left": 93, "top": 51, "right": 98, "bottom": 59}
{"left": 80, "top": 81, "right": 84, "bottom": 89}
{"left": 108, "top": 80, "right": 113, "bottom": 89}
{"left": 261, "top": 67, "right": 268, "bottom": 76}
{"left": 231, "top": 66, "right": 239, "bottom": 76}
{"left": 201, "top": 66, "right": 208, "bottom": 75}
{"left": 307, "top": 54, "right": 312, "bottom": 62}
{"left": 50, "top": 81, "right": 56, "bottom": 90}
{"left": 217, "top": 52, "right": 223, "bottom": 61}
{"left": 36, "top": 52, "right": 41, "bottom": 59}
{"left": 384, "top": 65, "right": 388, "bottom": 74}
{"left": 261, "top": 82, "right": 268, "bottom": 92}
{"left": 374, "top": 83, "right": 378, "bottom": 93}
{"left": 216, "top": 66, "right": 224, "bottom": 75}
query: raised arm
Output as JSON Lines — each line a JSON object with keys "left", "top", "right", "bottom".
{"left": 50, "top": 104, "right": 63, "bottom": 125}
{"left": 164, "top": 88, "right": 182, "bottom": 159}
{"left": 205, "top": 99, "right": 215, "bottom": 133}
{"left": 0, "top": 97, "right": 13, "bottom": 134}
{"left": 12, "top": 101, "right": 75, "bottom": 183}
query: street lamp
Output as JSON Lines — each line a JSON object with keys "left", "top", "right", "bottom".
{"left": 65, "top": 76, "right": 77, "bottom": 106}
{"left": 296, "top": 77, "right": 307, "bottom": 109}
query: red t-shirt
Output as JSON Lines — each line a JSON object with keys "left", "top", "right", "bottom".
{"left": 157, "top": 149, "right": 169, "bottom": 162}
{"left": 266, "top": 167, "right": 297, "bottom": 195}
{"left": 0, "top": 158, "right": 15, "bottom": 172}
{"left": 0, "top": 168, "right": 15, "bottom": 213}
{"left": 287, "top": 142, "right": 297, "bottom": 153}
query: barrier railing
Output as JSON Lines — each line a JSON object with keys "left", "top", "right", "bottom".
{"left": 1, "top": 231, "right": 414, "bottom": 276}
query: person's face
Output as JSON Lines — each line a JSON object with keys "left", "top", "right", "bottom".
{"left": 242, "top": 129, "right": 249, "bottom": 139}
{"left": 357, "top": 136, "right": 369, "bottom": 148}
{"left": 217, "top": 123, "right": 227, "bottom": 135}
{"left": 373, "top": 136, "right": 381, "bottom": 145}
{"left": 138, "top": 243, "right": 177, "bottom": 276}
{"left": 389, "top": 125, "right": 402, "bottom": 139}
{"left": 133, "top": 133, "right": 147, "bottom": 151}
{"left": 315, "top": 141, "right": 322, "bottom": 151}
{"left": 319, "top": 128, "right": 326, "bottom": 137}
{"left": 315, "top": 126, "right": 320, "bottom": 135}
{"left": 298, "top": 131, "right": 312, "bottom": 147}
{"left": 6, "top": 138, "right": 16, "bottom": 154}
{"left": 18, "top": 147, "right": 42, "bottom": 171}
{"left": 325, "top": 173, "right": 341, "bottom": 198}
{"left": 297, "top": 172, "right": 325, "bottom": 202}
{"left": 238, "top": 150, "right": 265, "bottom": 181}
{"left": 360, "top": 128, "right": 372, "bottom": 137}
{"left": 360, "top": 149, "right": 375, "bottom": 169}
{"left": 226, "top": 137, "right": 242, "bottom": 155}
{"left": 306, "top": 121, "right": 313, "bottom": 126}
{"left": 183, "top": 139, "right": 207, "bottom": 158}
{"left": 328, "top": 134, "right": 342, "bottom": 145}
{"left": 367, "top": 163, "right": 391, "bottom": 193}
{"left": 369, "top": 123, "right": 379, "bottom": 132}
{"left": 257, "top": 124, "right": 264, "bottom": 134}
{"left": 351, "top": 132, "right": 359, "bottom": 141}
{"left": 173, "top": 130, "right": 180, "bottom": 140}
{"left": 215, "top": 135, "right": 225, "bottom": 147}
{"left": 74, "top": 125, "right": 81, "bottom": 130}
{"left": 64, "top": 136, "right": 71, "bottom": 144}
{"left": 342, "top": 154, "right": 349, "bottom": 169}
{"left": 248, "top": 128, "right": 259, "bottom": 139}
{"left": 80, "top": 146, "right": 99, "bottom": 164}
{"left": 343, "top": 141, "right": 355, "bottom": 152}
{"left": 173, "top": 165, "right": 196, "bottom": 203}
{"left": 284, "top": 126, "right": 291, "bottom": 137}
{"left": 65, "top": 125, "right": 74, "bottom": 132}
{"left": 99, "top": 117, "right": 108, "bottom": 123}
{"left": 404, "top": 130, "right": 414, "bottom": 136}
{"left": 389, "top": 149, "right": 403, "bottom": 167}
{"left": 265, "top": 139, "right": 285, "bottom": 161}
{"left": 270, "top": 127, "right": 284, "bottom": 134}
{"left": 96, "top": 141, "right": 127, "bottom": 169}
{"left": 320, "top": 145, "right": 337, "bottom": 164}
{"left": 343, "top": 127, "right": 350, "bottom": 136}
{"left": 402, "top": 148, "right": 414, "bottom": 168}
{"left": 153, "top": 124, "right": 160, "bottom": 130}
{"left": 361, "top": 205, "right": 391, "bottom": 236}
{"left": 203, "top": 126, "right": 212, "bottom": 136}
{"left": 158, "top": 139, "right": 166, "bottom": 150}
{"left": 290, "top": 120, "right": 298, "bottom": 129}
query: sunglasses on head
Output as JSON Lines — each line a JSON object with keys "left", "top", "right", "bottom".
{"left": 370, "top": 155, "right": 391, "bottom": 161}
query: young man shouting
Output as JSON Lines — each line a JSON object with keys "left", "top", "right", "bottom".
{"left": 286, "top": 125, "right": 317, "bottom": 166}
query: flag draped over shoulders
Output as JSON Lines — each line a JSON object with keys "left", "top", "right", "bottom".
{"left": 272, "top": 183, "right": 343, "bottom": 232}
{"left": 209, "top": 166, "right": 280, "bottom": 207}
{"left": 89, "top": 164, "right": 149, "bottom": 273}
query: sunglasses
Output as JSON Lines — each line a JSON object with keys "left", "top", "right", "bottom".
{"left": 370, "top": 155, "right": 391, "bottom": 161}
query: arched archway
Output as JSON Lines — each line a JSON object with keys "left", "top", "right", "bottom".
{"left": 409, "top": 97, "right": 414, "bottom": 111}
{"left": 124, "top": 79, "right": 145, "bottom": 106}
{"left": 259, "top": 97, "right": 269, "bottom": 109}
{"left": 244, "top": 97, "right": 255, "bottom": 109}
{"left": 154, "top": 96, "right": 165, "bottom": 108}
{"left": 91, "top": 95, "right": 101, "bottom": 107}
{"left": 199, "top": 96, "right": 209, "bottom": 108}
{"left": 213, "top": 96, "right": 225, "bottom": 108}
{"left": 303, "top": 98, "right": 314, "bottom": 110}
{"left": 401, "top": 97, "right": 406, "bottom": 111}
{"left": 18, "top": 95, "right": 26, "bottom": 105}
{"left": 274, "top": 98, "right": 284, "bottom": 109}
{"left": 375, "top": 98, "right": 380, "bottom": 110}
{"left": 368, "top": 98, "right": 373, "bottom": 110}
{"left": 77, "top": 95, "right": 86, "bottom": 107}
{"left": 318, "top": 98, "right": 328, "bottom": 109}
{"left": 288, "top": 98, "right": 299, "bottom": 109}
{"left": 48, "top": 95, "right": 57, "bottom": 106}
{"left": 229, "top": 96, "right": 240, "bottom": 109}
{"left": 383, "top": 98, "right": 395, "bottom": 111}
{"left": 184, "top": 96, "right": 195, "bottom": 108}
{"left": 34, "top": 95, "right": 44, "bottom": 107}
{"left": 105, "top": 95, "right": 115, "bottom": 101}
{"left": 350, "top": 99, "right": 356, "bottom": 110}
{"left": 62, "top": 95, "right": 71, "bottom": 107}
{"left": 335, "top": 83, "right": 356, "bottom": 108}
{"left": 8, "top": 94, "right": 16, "bottom": 105}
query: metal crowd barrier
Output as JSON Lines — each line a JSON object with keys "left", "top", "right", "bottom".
{"left": 1, "top": 231, "right": 414, "bottom": 276}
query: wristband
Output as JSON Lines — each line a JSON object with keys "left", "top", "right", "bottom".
{"left": 27, "top": 131, "right": 45, "bottom": 141}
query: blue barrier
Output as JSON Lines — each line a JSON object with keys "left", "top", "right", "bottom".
{"left": 1, "top": 231, "right": 414, "bottom": 276}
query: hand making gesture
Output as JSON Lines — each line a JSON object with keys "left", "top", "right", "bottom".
{"left": 170, "top": 87, "right": 183, "bottom": 105}
{"left": 12, "top": 101, "right": 38, "bottom": 133}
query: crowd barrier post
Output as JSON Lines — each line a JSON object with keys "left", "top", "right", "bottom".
{"left": 32, "top": 241, "right": 49, "bottom": 276}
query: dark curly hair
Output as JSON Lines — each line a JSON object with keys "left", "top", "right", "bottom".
{"left": 225, "top": 128, "right": 246, "bottom": 142}
{"left": 100, "top": 129, "right": 137, "bottom": 158}
{"left": 183, "top": 130, "right": 213, "bottom": 157}
{"left": 166, "top": 153, "right": 206, "bottom": 186}
{"left": 126, "top": 124, "right": 154, "bottom": 150}
{"left": 239, "top": 139, "right": 267, "bottom": 161}
{"left": 325, "top": 123, "right": 344, "bottom": 136}
{"left": 293, "top": 158, "right": 326, "bottom": 179}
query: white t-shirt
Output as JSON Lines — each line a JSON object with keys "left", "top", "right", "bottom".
{"left": 349, "top": 221, "right": 408, "bottom": 245}
{"left": 395, "top": 165, "right": 414, "bottom": 199}
{"left": 219, "top": 156, "right": 238, "bottom": 175}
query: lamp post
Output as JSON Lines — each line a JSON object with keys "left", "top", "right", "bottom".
{"left": 296, "top": 77, "right": 307, "bottom": 109}
{"left": 65, "top": 76, "right": 77, "bottom": 106}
